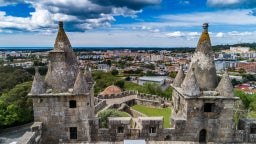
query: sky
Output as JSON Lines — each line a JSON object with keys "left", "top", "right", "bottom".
{"left": 1, "top": 0, "right": 256, "bottom": 47}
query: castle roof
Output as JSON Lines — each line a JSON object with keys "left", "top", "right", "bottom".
{"left": 30, "top": 68, "right": 45, "bottom": 95}
{"left": 215, "top": 70, "right": 235, "bottom": 97}
{"left": 73, "top": 69, "right": 88, "bottom": 94}
{"left": 181, "top": 69, "right": 201, "bottom": 97}
{"left": 173, "top": 66, "right": 185, "bottom": 87}
{"left": 100, "top": 85, "right": 122, "bottom": 95}
{"left": 189, "top": 23, "right": 218, "bottom": 91}
{"left": 53, "top": 21, "right": 71, "bottom": 52}
{"left": 44, "top": 22, "right": 79, "bottom": 92}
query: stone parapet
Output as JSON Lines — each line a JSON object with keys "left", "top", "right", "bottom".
{"left": 17, "top": 122, "right": 43, "bottom": 144}
{"left": 95, "top": 99, "right": 107, "bottom": 113}
{"left": 97, "top": 90, "right": 138, "bottom": 99}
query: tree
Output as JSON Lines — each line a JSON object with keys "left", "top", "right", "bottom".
{"left": 114, "top": 80, "right": 125, "bottom": 89}
{"left": 98, "top": 109, "right": 123, "bottom": 128}
{"left": 0, "top": 66, "right": 32, "bottom": 95}
{"left": 0, "top": 81, "right": 33, "bottom": 129}
{"left": 111, "top": 69, "right": 118, "bottom": 76}
{"left": 239, "top": 68, "right": 246, "bottom": 74}
{"left": 169, "top": 71, "right": 177, "bottom": 78}
{"left": 231, "top": 79, "right": 241, "bottom": 86}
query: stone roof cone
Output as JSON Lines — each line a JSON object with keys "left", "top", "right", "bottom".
{"left": 30, "top": 68, "right": 45, "bottom": 95}
{"left": 44, "top": 22, "right": 79, "bottom": 92}
{"left": 84, "top": 66, "right": 94, "bottom": 83}
{"left": 181, "top": 69, "right": 201, "bottom": 97}
{"left": 73, "top": 69, "right": 88, "bottom": 94}
{"left": 54, "top": 21, "right": 71, "bottom": 52}
{"left": 215, "top": 70, "right": 235, "bottom": 97}
{"left": 173, "top": 66, "right": 185, "bottom": 87}
{"left": 189, "top": 23, "right": 217, "bottom": 91}
{"left": 53, "top": 21, "right": 78, "bottom": 64}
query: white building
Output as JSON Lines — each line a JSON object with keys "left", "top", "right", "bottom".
{"left": 138, "top": 76, "right": 166, "bottom": 86}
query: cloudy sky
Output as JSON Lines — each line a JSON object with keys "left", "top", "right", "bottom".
{"left": 1, "top": 0, "right": 256, "bottom": 47}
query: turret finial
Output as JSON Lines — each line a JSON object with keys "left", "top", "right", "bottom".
{"left": 203, "top": 23, "right": 208, "bottom": 33}
{"left": 59, "top": 21, "right": 63, "bottom": 28}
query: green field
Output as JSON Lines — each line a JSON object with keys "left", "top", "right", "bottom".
{"left": 132, "top": 105, "right": 171, "bottom": 128}
{"left": 119, "top": 111, "right": 131, "bottom": 117}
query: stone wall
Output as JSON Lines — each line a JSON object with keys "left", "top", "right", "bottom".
{"left": 97, "top": 90, "right": 137, "bottom": 99}
{"left": 17, "top": 122, "right": 42, "bottom": 144}
{"left": 30, "top": 93, "right": 95, "bottom": 143}
{"left": 95, "top": 98, "right": 107, "bottom": 114}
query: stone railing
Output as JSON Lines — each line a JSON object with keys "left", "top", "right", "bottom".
{"left": 249, "top": 134, "right": 256, "bottom": 143}
{"left": 95, "top": 99, "right": 107, "bottom": 113}
{"left": 136, "top": 93, "right": 171, "bottom": 108}
{"left": 17, "top": 122, "right": 42, "bottom": 144}
{"left": 233, "top": 130, "right": 244, "bottom": 143}
{"left": 97, "top": 90, "right": 138, "bottom": 99}
{"left": 137, "top": 93, "right": 171, "bottom": 103}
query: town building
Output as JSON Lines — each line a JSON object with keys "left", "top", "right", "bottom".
{"left": 237, "top": 62, "right": 256, "bottom": 72}
{"left": 138, "top": 76, "right": 166, "bottom": 86}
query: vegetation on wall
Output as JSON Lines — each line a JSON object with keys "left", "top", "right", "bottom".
{"left": 97, "top": 109, "right": 129, "bottom": 128}
{"left": 234, "top": 89, "right": 256, "bottom": 118}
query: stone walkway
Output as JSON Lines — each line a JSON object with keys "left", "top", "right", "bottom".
{"left": 0, "top": 123, "right": 32, "bottom": 144}
{"left": 100, "top": 95, "right": 138, "bottom": 112}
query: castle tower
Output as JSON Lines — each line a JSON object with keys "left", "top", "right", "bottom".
{"left": 44, "top": 21, "right": 79, "bottom": 92}
{"left": 190, "top": 23, "right": 217, "bottom": 91}
{"left": 29, "top": 22, "right": 96, "bottom": 143}
{"left": 170, "top": 23, "right": 239, "bottom": 143}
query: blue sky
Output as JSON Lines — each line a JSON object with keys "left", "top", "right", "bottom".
{"left": 1, "top": 0, "right": 256, "bottom": 47}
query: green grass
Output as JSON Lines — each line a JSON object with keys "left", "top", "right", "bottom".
{"left": 250, "top": 111, "right": 256, "bottom": 118}
{"left": 119, "top": 111, "right": 131, "bottom": 117}
{"left": 132, "top": 105, "right": 171, "bottom": 128}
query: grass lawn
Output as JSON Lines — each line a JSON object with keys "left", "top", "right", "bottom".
{"left": 250, "top": 111, "right": 256, "bottom": 118}
{"left": 119, "top": 111, "right": 131, "bottom": 117}
{"left": 132, "top": 105, "right": 171, "bottom": 128}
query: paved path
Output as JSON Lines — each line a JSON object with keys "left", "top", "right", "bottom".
{"left": 105, "top": 95, "right": 137, "bottom": 106}
{"left": 99, "top": 95, "right": 138, "bottom": 112}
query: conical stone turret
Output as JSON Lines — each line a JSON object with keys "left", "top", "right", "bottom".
{"left": 84, "top": 66, "right": 94, "bottom": 89}
{"left": 30, "top": 68, "right": 45, "bottom": 95}
{"left": 173, "top": 66, "right": 185, "bottom": 87}
{"left": 216, "top": 70, "right": 235, "bottom": 97}
{"left": 181, "top": 69, "right": 201, "bottom": 96}
{"left": 73, "top": 69, "right": 88, "bottom": 94}
{"left": 190, "top": 23, "right": 217, "bottom": 91}
{"left": 45, "top": 22, "right": 79, "bottom": 92}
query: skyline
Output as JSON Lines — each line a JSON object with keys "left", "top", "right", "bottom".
{"left": 1, "top": 0, "right": 256, "bottom": 47}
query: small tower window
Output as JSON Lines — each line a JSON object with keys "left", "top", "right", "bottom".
{"left": 118, "top": 126, "right": 124, "bottom": 133}
{"left": 204, "top": 103, "right": 214, "bottom": 112}
{"left": 70, "top": 127, "right": 77, "bottom": 139}
{"left": 69, "top": 100, "right": 76, "bottom": 108}
{"left": 251, "top": 125, "right": 256, "bottom": 134}
{"left": 149, "top": 127, "right": 156, "bottom": 133}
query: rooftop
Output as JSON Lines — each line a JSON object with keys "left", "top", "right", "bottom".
{"left": 100, "top": 85, "right": 122, "bottom": 95}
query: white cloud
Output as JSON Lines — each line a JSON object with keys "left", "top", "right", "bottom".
{"left": 158, "top": 9, "right": 256, "bottom": 26}
{"left": 0, "top": 0, "right": 160, "bottom": 32}
{"left": 227, "top": 31, "right": 253, "bottom": 36}
{"left": 216, "top": 32, "right": 224, "bottom": 37}
{"left": 187, "top": 32, "right": 200, "bottom": 36}
{"left": 166, "top": 31, "right": 185, "bottom": 37}
{"left": 207, "top": 0, "right": 242, "bottom": 6}
{"left": 207, "top": 0, "right": 256, "bottom": 8}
